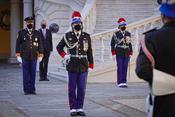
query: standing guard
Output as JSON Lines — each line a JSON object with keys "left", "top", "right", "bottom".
{"left": 56, "top": 11, "right": 94, "bottom": 116}
{"left": 136, "top": 0, "right": 175, "bottom": 116}
{"left": 16, "top": 16, "right": 43, "bottom": 95}
{"left": 111, "top": 18, "right": 133, "bottom": 88}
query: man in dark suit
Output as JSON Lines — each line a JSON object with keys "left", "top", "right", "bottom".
{"left": 39, "top": 20, "right": 53, "bottom": 81}
{"left": 16, "top": 16, "right": 43, "bottom": 95}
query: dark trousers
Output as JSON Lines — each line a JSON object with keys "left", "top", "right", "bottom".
{"left": 68, "top": 72, "right": 88, "bottom": 110}
{"left": 116, "top": 56, "right": 129, "bottom": 84}
{"left": 39, "top": 50, "right": 50, "bottom": 79}
{"left": 22, "top": 59, "right": 37, "bottom": 93}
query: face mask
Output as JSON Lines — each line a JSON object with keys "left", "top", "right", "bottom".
{"left": 120, "top": 26, "right": 126, "bottom": 31}
{"left": 74, "top": 24, "right": 81, "bottom": 31}
{"left": 41, "top": 24, "right": 46, "bottom": 29}
{"left": 27, "top": 24, "right": 33, "bottom": 29}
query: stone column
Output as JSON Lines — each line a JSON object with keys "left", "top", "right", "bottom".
{"left": 34, "top": 0, "right": 41, "bottom": 30}
{"left": 23, "top": 0, "right": 33, "bottom": 28}
{"left": 8, "top": 0, "right": 20, "bottom": 63}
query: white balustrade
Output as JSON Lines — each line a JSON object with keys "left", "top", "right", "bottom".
{"left": 91, "top": 15, "right": 162, "bottom": 66}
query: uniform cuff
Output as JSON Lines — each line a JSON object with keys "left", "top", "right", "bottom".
{"left": 89, "top": 64, "right": 94, "bottom": 69}
{"left": 59, "top": 51, "right": 66, "bottom": 58}
{"left": 112, "top": 51, "right": 116, "bottom": 55}
{"left": 130, "top": 51, "right": 133, "bottom": 56}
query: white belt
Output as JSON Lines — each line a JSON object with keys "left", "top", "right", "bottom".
{"left": 117, "top": 45, "right": 129, "bottom": 49}
{"left": 70, "top": 55, "right": 87, "bottom": 58}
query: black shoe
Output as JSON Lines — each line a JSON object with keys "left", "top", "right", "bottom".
{"left": 39, "top": 78, "right": 45, "bottom": 81}
{"left": 30, "top": 91, "right": 36, "bottom": 95}
{"left": 44, "top": 78, "right": 49, "bottom": 81}
{"left": 24, "top": 92, "right": 30, "bottom": 95}
{"left": 70, "top": 112, "right": 78, "bottom": 116}
{"left": 77, "top": 111, "right": 86, "bottom": 116}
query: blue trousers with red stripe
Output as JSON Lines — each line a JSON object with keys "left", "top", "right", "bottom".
{"left": 22, "top": 59, "right": 37, "bottom": 93}
{"left": 116, "top": 56, "right": 130, "bottom": 84}
{"left": 68, "top": 72, "right": 88, "bottom": 110}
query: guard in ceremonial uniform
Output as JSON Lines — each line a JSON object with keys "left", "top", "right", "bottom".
{"left": 111, "top": 18, "right": 133, "bottom": 88}
{"left": 136, "top": 0, "right": 175, "bottom": 116}
{"left": 16, "top": 16, "right": 43, "bottom": 95}
{"left": 56, "top": 11, "right": 94, "bottom": 116}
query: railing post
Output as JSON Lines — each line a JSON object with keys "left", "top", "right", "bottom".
{"left": 100, "top": 37, "right": 104, "bottom": 62}
{"left": 134, "top": 28, "right": 139, "bottom": 55}
{"left": 108, "top": 34, "right": 112, "bottom": 59}
{"left": 92, "top": 38, "right": 96, "bottom": 64}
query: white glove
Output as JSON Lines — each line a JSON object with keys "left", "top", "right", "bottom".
{"left": 17, "top": 56, "right": 22, "bottom": 63}
{"left": 112, "top": 55, "right": 116, "bottom": 62}
{"left": 38, "top": 57, "right": 43, "bottom": 62}
{"left": 88, "top": 68, "right": 93, "bottom": 72}
{"left": 64, "top": 54, "right": 70, "bottom": 60}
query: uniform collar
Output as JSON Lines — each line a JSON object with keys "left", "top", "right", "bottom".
{"left": 164, "top": 21, "right": 175, "bottom": 27}
{"left": 26, "top": 28, "right": 33, "bottom": 34}
{"left": 74, "top": 31, "right": 81, "bottom": 36}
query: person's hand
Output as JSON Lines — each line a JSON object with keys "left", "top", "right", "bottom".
{"left": 38, "top": 57, "right": 43, "bottom": 62}
{"left": 88, "top": 68, "right": 93, "bottom": 72}
{"left": 17, "top": 56, "right": 22, "bottom": 63}
{"left": 64, "top": 54, "right": 70, "bottom": 60}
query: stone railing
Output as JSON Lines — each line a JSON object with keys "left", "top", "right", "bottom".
{"left": 81, "top": 0, "right": 96, "bottom": 34}
{"left": 91, "top": 15, "right": 162, "bottom": 65}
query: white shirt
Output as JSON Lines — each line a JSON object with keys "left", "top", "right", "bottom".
{"left": 74, "top": 31, "right": 81, "bottom": 39}
{"left": 42, "top": 28, "right": 46, "bottom": 38}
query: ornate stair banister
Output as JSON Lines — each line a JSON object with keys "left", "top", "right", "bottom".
{"left": 91, "top": 15, "right": 162, "bottom": 66}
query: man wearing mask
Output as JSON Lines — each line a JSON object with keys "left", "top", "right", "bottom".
{"left": 111, "top": 18, "right": 133, "bottom": 88}
{"left": 56, "top": 11, "right": 94, "bottom": 116}
{"left": 136, "top": 0, "right": 175, "bottom": 116}
{"left": 39, "top": 20, "right": 53, "bottom": 81}
{"left": 16, "top": 16, "right": 43, "bottom": 95}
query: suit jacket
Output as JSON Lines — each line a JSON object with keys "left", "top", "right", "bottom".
{"left": 111, "top": 30, "right": 133, "bottom": 57}
{"left": 56, "top": 31, "right": 94, "bottom": 73}
{"left": 39, "top": 28, "right": 53, "bottom": 52}
{"left": 16, "top": 28, "right": 43, "bottom": 60}
{"left": 136, "top": 21, "right": 175, "bottom": 117}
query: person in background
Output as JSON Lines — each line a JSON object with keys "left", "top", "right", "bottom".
{"left": 38, "top": 20, "right": 53, "bottom": 81}
{"left": 111, "top": 18, "right": 133, "bottom": 88}
{"left": 16, "top": 16, "right": 43, "bottom": 95}
{"left": 136, "top": 0, "right": 175, "bottom": 116}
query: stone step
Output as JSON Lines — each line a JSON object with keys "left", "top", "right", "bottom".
{"left": 95, "top": 0, "right": 156, "bottom": 34}
{"left": 58, "top": 66, "right": 67, "bottom": 74}
{"left": 75, "top": 0, "right": 86, "bottom": 7}
{"left": 97, "top": 12, "right": 154, "bottom": 16}
{"left": 97, "top": 4, "right": 154, "bottom": 9}
{"left": 48, "top": 72, "right": 68, "bottom": 82}
{"left": 96, "top": 0, "right": 154, "bottom": 4}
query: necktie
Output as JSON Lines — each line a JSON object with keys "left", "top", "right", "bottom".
{"left": 77, "top": 33, "right": 79, "bottom": 37}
